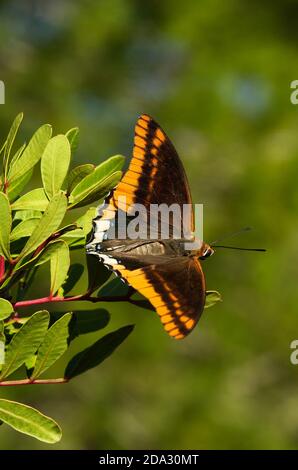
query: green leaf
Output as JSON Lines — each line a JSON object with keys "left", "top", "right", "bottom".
{"left": 7, "top": 168, "right": 34, "bottom": 202}
{"left": 52, "top": 309, "right": 110, "bottom": 342}
{"left": 70, "top": 309, "right": 110, "bottom": 338}
{"left": 66, "top": 164, "right": 94, "bottom": 194}
{"left": 205, "top": 290, "right": 222, "bottom": 309}
{"left": 0, "top": 298, "right": 14, "bottom": 320}
{"left": 3, "top": 113, "right": 23, "bottom": 178}
{"left": 25, "top": 354, "right": 37, "bottom": 376}
{"left": 41, "top": 135, "right": 71, "bottom": 199}
{"left": 45, "top": 224, "right": 79, "bottom": 250}
{"left": 61, "top": 228, "right": 84, "bottom": 241}
{"left": 3, "top": 319, "right": 26, "bottom": 336}
{"left": 14, "top": 209, "right": 42, "bottom": 221}
{"left": 68, "top": 155, "right": 124, "bottom": 208}
{"left": 8, "top": 124, "right": 52, "bottom": 182}
{"left": 53, "top": 223, "right": 78, "bottom": 238}
{"left": 64, "top": 324, "right": 134, "bottom": 379}
{"left": 75, "top": 171, "right": 122, "bottom": 208}
{"left": 0, "top": 310, "right": 49, "bottom": 379}
{"left": 0, "top": 192, "right": 12, "bottom": 259}
{"left": 51, "top": 308, "right": 110, "bottom": 341}
{"left": 19, "top": 192, "right": 67, "bottom": 260}
{"left": 87, "top": 254, "right": 111, "bottom": 293}
{"left": 50, "top": 240, "right": 70, "bottom": 295}
{"left": 99, "top": 277, "right": 130, "bottom": 298}
{"left": 62, "top": 263, "right": 84, "bottom": 295}
{"left": 11, "top": 188, "right": 49, "bottom": 212}
{"left": 16, "top": 267, "right": 38, "bottom": 303}
{"left": 13, "top": 239, "right": 65, "bottom": 273}
{"left": 9, "top": 143, "right": 26, "bottom": 169}
{"left": 31, "top": 313, "right": 72, "bottom": 379}
{"left": 76, "top": 206, "right": 97, "bottom": 236}
{"left": 65, "top": 127, "right": 79, "bottom": 153}
{"left": 0, "top": 139, "right": 6, "bottom": 156}
{"left": 34, "top": 240, "right": 64, "bottom": 267}
{"left": 10, "top": 218, "right": 39, "bottom": 242}
{"left": 62, "top": 235, "right": 85, "bottom": 249}
{"left": 0, "top": 399, "right": 62, "bottom": 443}
{"left": 70, "top": 171, "right": 122, "bottom": 209}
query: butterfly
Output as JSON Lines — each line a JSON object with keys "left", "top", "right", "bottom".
{"left": 86, "top": 114, "right": 214, "bottom": 339}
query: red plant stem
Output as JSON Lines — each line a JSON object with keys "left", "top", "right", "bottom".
{"left": 3, "top": 180, "right": 9, "bottom": 193}
{"left": 14, "top": 295, "right": 74, "bottom": 308}
{"left": 0, "top": 256, "right": 5, "bottom": 281}
{"left": 0, "top": 378, "right": 68, "bottom": 387}
{"left": 13, "top": 294, "right": 131, "bottom": 309}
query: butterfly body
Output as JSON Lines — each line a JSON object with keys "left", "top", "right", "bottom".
{"left": 86, "top": 114, "right": 214, "bottom": 339}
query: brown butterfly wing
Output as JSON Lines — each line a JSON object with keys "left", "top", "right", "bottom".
{"left": 111, "top": 114, "right": 194, "bottom": 238}
{"left": 115, "top": 254, "right": 205, "bottom": 339}
{"left": 88, "top": 115, "right": 206, "bottom": 339}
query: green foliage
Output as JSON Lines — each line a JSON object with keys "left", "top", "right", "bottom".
{"left": 50, "top": 241, "right": 70, "bottom": 295}
{"left": 11, "top": 188, "right": 48, "bottom": 211}
{"left": 205, "top": 290, "right": 222, "bottom": 309}
{"left": 0, "top": 114, "right": 133, "bottom": 444}
{"left": 0, "top": 399, "right": 61, "bottom": 443}
{"left": 31, "top": 313, "right": 72, "bottom": 379}
{"left": 0, "top": 311, "right": 50, "bottom": 380}
{"left": 70, "top": 309, "right": 110, "bottom": 336}
{"left": 0, "top": 299, "right": 14, "bottom": 321}
{"left": 7, "top": 125, "right": 52, "bottom": 201}
{"left": 0, "top": 192, "right": 12, "bottom": 259}
{"left": 51, "top": 309, "right": 110, "bottom": 338}
{"left": 65, "top": 127, "right": 80, "bottom": 153}
{"left": 68, "top": 155, "right": 124, "bottom": 208}
{"left": 3, "top": 113, "right": 23, "bottom": 179}
{"left": 41, "top": 135, "right": 71, "bottom": 198}
{"left": 0, "top": 113, "right": 221, "bottom": 448}
{"left": 18, "top": 192, "right": 68, "bottom": 262}
{"left": 66, "top": 164, "right": 94, "bottom": 194}
{"left": 10, "top": 218, "right": 40, "bottom": 242}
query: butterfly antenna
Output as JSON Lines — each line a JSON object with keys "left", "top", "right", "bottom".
{"left": 210, "top": 227, "right": 266, "bottom": 252}
{"left": 212, "top": 245, "right": 266, "bottom": 252}
{"left": 210, "top": 226, "right": 252, "bottom": 246}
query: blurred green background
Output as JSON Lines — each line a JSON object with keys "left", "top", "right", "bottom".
{"left": 1, "top": 0, "right": 298, "bottom": 450}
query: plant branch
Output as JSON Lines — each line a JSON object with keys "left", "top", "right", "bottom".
{"left": 0, "top": 378, "right": 68, "bottom": 387}
{"left": 13, "top": 293, "right": 132, "bottom": 309}
{"left": 3, "top": 180, "right": 9, "bottom": 194}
